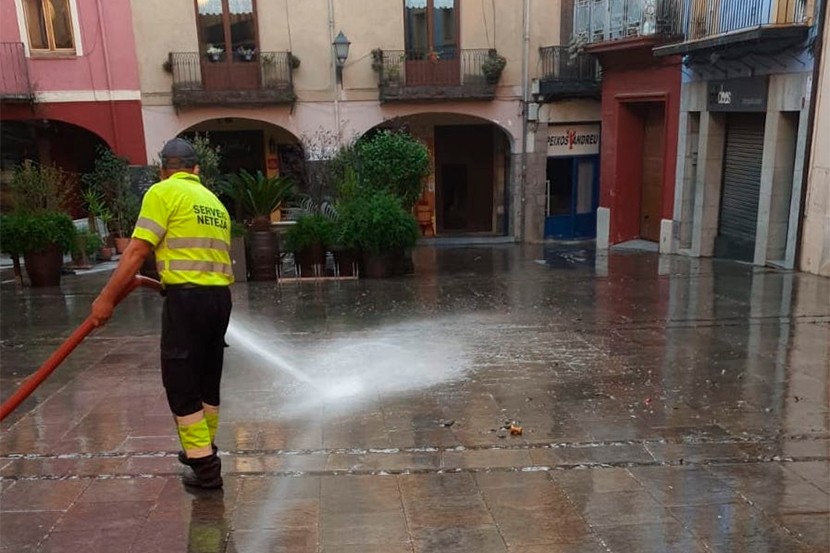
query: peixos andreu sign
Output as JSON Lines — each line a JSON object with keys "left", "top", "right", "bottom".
{"left": 707, "top": 77, "right": 769, "bottom": 112}
{"left": 547, "top": 124, "right": 601, "bottom": 157}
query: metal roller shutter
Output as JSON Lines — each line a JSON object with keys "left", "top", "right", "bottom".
{"left": 716, "top": 114, "right": 765, "bottom": 261}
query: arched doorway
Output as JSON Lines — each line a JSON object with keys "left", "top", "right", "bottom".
{"left": 369, "top": 113, "right": 513, "bottom": 236}
{"left": 180, "top": 117, "right": 303, "bottom": 184}
{"left": 0, "top": 119, "right": 109, "bottom": 216}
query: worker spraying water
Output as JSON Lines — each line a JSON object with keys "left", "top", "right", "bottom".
{"left": 90, "top": 138, "right": 233, "bottom": 490}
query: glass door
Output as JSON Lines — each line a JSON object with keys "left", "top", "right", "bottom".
{"left": 404, "top": 0, "right": 460, "bottom": 86}
{"left": 544, "top": 156, "right": 599, "bottom": 240}
{"left": 196, "top": 0, "right": 259, "bottom": 90}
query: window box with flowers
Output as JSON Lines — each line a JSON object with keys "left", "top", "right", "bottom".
{"left": 237, "top": 46, "right": 256, "bottom": 62}
{"left": 206, "top": 45, "right": 224, "bottom": 62}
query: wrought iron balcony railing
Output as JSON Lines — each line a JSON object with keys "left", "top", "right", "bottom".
{"left": 681, "top": 0, "right": 810, "bottom": 41}
{"left": 539, "top": 45, "right": 601, "bottom": 100}
{"left": 376, "top": 48, "right": 500, "bottom": 102}
{"left": 0, "top": 42, "right": 33, "bottom": 102}
{"left": 169, "top": 51, "right": 294, "bottom": 106}
{"left": 574, "top": 0, "right": 682, "bottom": 45}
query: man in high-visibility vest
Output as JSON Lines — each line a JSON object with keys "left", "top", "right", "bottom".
{"left": 90, "top": 138, "right": 233, "bottom": 489}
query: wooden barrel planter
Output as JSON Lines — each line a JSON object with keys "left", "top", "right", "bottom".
{"left": 248, "top": 230, "right": 278, "bottom": 281}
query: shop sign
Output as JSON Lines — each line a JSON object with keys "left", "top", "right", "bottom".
{"left": 547, "top": 124, "right": 601, "bottom": 157}
{"left": 708, "top": 77, "right": 768, "bottom": 112}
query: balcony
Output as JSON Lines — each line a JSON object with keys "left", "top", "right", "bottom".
{"left": 655, "top": 0, "right": 812, "bottom": 57}
{"left": 538, "top": 46, "right": 601, "bottom": 100}
{"left": 376, "top": 49, "right": 499, "bottom": 102}
{"left": 0, "top": 43, "right": 33, "bottom": 102}
{"left": 169, "top": 51, "right": 294, "bottom": 107}
{"left": 573, "top": 0, "right": 682, "bottom": 47}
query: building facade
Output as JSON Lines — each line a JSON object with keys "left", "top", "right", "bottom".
{"left": 0, "top": 0, "right": 147, "bottom": 191}
{"left": 800, "top": 0, "right": 829, "bottom": 276}
{"left": 530, "top": 0, "right": 603, "bottom": 243}
{"left": 131, "top": 0, "right": 571, "bottom": 239}
{"left": 570, "top": 0, "right": 683, "bottom": 251}
{"left": 664, "top": 0, "right": 822, "bottom": 269}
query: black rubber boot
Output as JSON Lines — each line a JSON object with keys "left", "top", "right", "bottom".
{"left": 182, "top": 454, "right": 223, "bottom": 489}
{"left": 178, "top": 445, "right": 218, "bottom": 466}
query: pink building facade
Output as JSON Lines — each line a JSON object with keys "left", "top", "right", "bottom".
{"left": 0, "top": 0, "right": 147, "bottom": 181}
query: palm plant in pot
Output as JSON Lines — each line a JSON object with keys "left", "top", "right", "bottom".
{"left": 283, "top": 213, "right": 335, "bottom": 277}
{"left": 0, "top": 162, "right": 76, "bottom": 287}
{"left": 220, "top": 170, "right": 294, "bottom": 281}
{"left": 337, "top": 191, "right": 419, "bottom": 278}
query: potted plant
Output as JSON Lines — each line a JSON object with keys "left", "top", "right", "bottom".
{"left": 337, "top": 191, "right": 419, "bottom": 279}
{"left": 1, "top": 212, "right": 76, "bottom": 287}
{"left": 219, "top": 170, "right": 294, "bottom": 281}
{"left": 81, "top": 146, "right": 139, "bottom": 253}
{"left": 288, "top": 53, "right": 301, "bottom": 69}
{"left": 283, "top": 213, "right": 335, "bottom": 277}
{"left": 206, "top": 44, "right": 223, "bottom": 62}
{"left": 229, "top": 221, "right": 248, "bottom": 282}
{"left": 2, "top": 161, "right": 76, "bottom": 286}
{"left": 237, "top": 46, "right": 256, "bottom": 61}
{"left": 370, "top": 48, "right": 384, "bottom": 72}
{"left": 71, "top": 231, "right": 103, "bottom": 269}
{"left": 482, "top": 50, "right": 507, "bottom": 84}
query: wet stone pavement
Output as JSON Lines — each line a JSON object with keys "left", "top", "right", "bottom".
{"left": 1, "top": 245, "right": 828, "bottom": 553}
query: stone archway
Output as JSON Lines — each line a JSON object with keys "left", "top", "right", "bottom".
{"left": 362, "top": 113, "right": 514, "bottom": 236}
{"left": 176, "top": 117, "right": 307, "bottom": 199}
{"left": 0, "top": 119, "right": 110, "bottom": 216}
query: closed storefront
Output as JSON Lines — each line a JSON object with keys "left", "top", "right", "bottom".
{"left": 715, "top": 113, "right": 766, "bottom": 261}
{"left": 544, "top": 124, "right": 600, "bottom": 240}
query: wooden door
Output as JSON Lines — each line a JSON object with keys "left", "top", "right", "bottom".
{"left": 640, "top": 104, "right": 665, "bottom": 242}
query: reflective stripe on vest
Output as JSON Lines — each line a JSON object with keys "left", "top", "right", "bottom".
{"left": 166, "top": 237, "right": 230, "bottom": 253}
{"left": 135, "top": 217, "right": 166, "bottom": 241}
{"left": 158, "top": 259, "right": 232, "bottom": 276}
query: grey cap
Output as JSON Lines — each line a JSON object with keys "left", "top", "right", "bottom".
{"left": 160, "top": 138, "right": 197, "bottom": 166}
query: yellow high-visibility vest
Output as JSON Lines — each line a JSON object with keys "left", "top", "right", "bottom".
{"left": 132, "top": 172, "right": 234, "bottom": 286}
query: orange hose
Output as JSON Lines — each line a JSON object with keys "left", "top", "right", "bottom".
{"left": 0, "top": 275, "right": 162, "bottom": 422}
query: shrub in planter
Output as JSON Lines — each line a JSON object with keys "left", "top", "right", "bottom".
{"left": 283, "top": 214, "right": 335, "bottom": 277}
{"left": 337, "top": 191, "right": 419, "bottom": 278}
{"left": 355, "top": 130, "right": 430, "bottom": 210}
{"left": 0, "top": 212, "right": 76, "bottom": 287}
{"left": 220, "top": 170, "right": 294, "bottom": 281}
{"left": 72, "top": 231, "right": 103, "bottom": 268}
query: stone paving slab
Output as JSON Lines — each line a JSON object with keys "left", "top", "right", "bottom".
{"left": 2, "top": 246, "right": 829, "bottom": 552}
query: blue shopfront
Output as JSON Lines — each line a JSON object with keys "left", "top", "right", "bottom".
{"left": 544, "top": 123, "right": 600, "bottom": 240}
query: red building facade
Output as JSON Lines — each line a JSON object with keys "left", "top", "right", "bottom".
{"left": 590, "top": 40, "right": 681, "bottom": 248}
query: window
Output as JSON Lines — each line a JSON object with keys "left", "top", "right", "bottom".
{"left": 22, "top": 0, "right": 75, "bottom": 53}
{"left": 196, "top": 0, "right": 257, "bottom": 62}
{"left": 404, "top": 0, "right": 458, "bottom": 57}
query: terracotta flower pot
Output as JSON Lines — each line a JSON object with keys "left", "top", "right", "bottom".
{"left": 114, "top": 237, "right": 131, "bottom": 254}
{"left": 24, "top": 244, "right": 63, "bottom": 287}
{"left": 98, "top": 247, "right": 114, "bottom": 262}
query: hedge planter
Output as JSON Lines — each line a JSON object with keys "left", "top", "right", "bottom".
{"left": 332, "top": 248, "right": 358, "bottom": 277}
{"left": 363, "top": 252, "right": 392, "bottom": 279}
{"left": 24, "top": 244, "right": 64, "bottom": 287}
{"left": 294, "top": 244, "right": 326, "bottom": 277}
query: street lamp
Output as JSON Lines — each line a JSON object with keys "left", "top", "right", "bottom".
{"left": 333, "top": 31, "right": 350, "bottom": 83}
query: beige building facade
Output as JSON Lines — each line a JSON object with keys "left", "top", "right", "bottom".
{"left": 800, "top": 8, "right": 830, "bottom": 277}
{"left": 130, "top": 0, "right": 600, "bottom": 240}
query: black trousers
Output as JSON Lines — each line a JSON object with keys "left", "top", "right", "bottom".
{"left": 161, "top": 286, "right": 232, "bottom": 417}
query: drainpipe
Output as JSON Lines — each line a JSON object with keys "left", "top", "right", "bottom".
{"left": 519, "top": 0, "right": 530, "bottom": 242}
{"left": 95, "top": 0, "right": 120, "bottom": 156}
{"left": 795, "top": 0, "right": 827, "bottom": 270}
